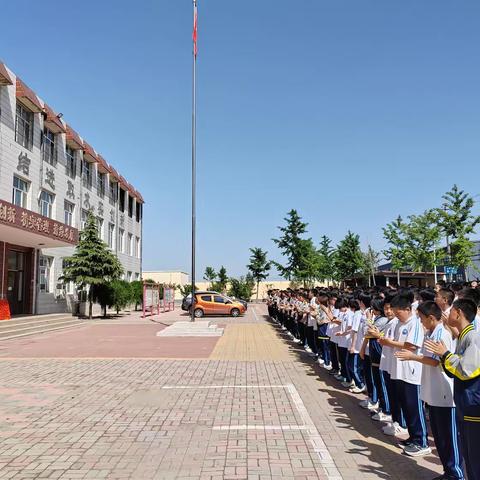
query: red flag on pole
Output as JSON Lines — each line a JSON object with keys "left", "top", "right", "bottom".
{"left": 193, "top": 2, "right": 198, "bottom": 57}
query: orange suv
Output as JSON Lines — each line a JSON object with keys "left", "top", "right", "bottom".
{"left": 191, "top": 292, "right": 246, "bottom": 318}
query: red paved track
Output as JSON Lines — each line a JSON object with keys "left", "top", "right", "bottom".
{"left": 0, "top": 324, "right": 220, "bottom": 358}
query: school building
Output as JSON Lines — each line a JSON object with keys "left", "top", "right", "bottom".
{"left": 0, "top": 62, "right": 144, "bottom": 316}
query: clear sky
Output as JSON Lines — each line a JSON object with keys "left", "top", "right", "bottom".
{"left": 2, "top": 1, "right": 480, "bottom": 279}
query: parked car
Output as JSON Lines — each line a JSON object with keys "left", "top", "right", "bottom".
{"left": 181, "top": 291, "right": 217, "bottom": 311}
{"left": 185, "top": 292, "right": 247, "bottom": 318}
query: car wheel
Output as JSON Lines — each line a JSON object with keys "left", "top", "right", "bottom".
{"left": 231, "top": 308, "right": 240, "bottom": 317}
{"left": 194, "top": 308, "right": 204, "bottom": 318}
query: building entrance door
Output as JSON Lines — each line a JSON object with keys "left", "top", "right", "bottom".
{"left": 6, "top": 250, "right": 26, "bottom": 315}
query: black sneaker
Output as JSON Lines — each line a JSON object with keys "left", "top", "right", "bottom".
{"left": 399, "top": 438, "right": 413, "bottom": 447}
{"left": 403, "top": 443, "right": 432, "bottom": 457}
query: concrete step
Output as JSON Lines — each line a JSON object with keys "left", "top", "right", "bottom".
{"left": 0, "top": 314, "right": 72, "bottom": 329}
{"left": 157, "top": 321, "right": 224, "bottom": 337}
{"left": 0, "top": 318, "right": 85, "bottom": 340}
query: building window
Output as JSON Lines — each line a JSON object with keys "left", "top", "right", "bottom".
{"left": 12, "top": 176, "right": 29, "bottom": 208}
{"left": 108, "top": 223, "right": 115, "bottom": 248}
{"left": 97, "top": 217, "right": 104, "bottom": 239}
{"left": 66, "top": 147, "right": 76, "bottom": 178}
{"left": 127, "top": 271, "right": 132, "bottom": 282}
{"left": 135, "top": 272, "right": 140, "bottom": 281}
{"left": 136, "top": 202, "right": 142, "bottom": 222}
{"left": 119, "top": 229, "right": 125, "bottom": 253}
{"left": 109, "top": 180, "right": 117, "bottom": 205}
{"left": 64, "top": 201, "right": 74, "bottom": 226}
{"left": 135, "top": 237, "right": 140, "bottom": 258}
{"left": 39, "top": 190, "right": 54, "bottom": 218}
{"left": 128, "top": 196, "right": 134, "bottom": 218}
{"left": 39, "top": 255, "right": 52, "bottom": 293}
{"left": 127, "top": 233, "right": 133, "bottom": 256}
{"left": 97, "top": 172, "right": 106, "bottom": 197}
{"left": 42, "top": 128, "right": 57, "bottom": 166}
{"left": 15, "top": 102, "right": 34, "bottom": 150}
{"left": 82, "top": 160, "right": 92, "bottom": 189}
{"left": 81, "top": 209, "right": 88, "bottom": 230}
{"left": 119, "top": 189, "right": 125, "bottom": 212}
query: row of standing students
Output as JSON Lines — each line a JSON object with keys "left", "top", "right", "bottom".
{"left": 267, "top": 285, "right": 480, "bottom": 480}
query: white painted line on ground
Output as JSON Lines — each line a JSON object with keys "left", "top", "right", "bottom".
{"left": 160, "top": 383, "right": 343, "bottom": 480}
{"left": 286, "top": 383, "right": 343, "bottom": 480}
{"left": 212, "top": 425, "right": 308, "bottom": 431}
{"left": 161, "top": 385, "right": 288, "bottom": 389}
{"left": 251, "top": 305, "right": 259, "bottom": 322}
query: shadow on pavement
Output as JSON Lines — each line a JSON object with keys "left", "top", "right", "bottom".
{"left": 263, "top": 314, "right": 443, "bottom": 480}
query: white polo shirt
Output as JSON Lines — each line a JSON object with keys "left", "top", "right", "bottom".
{"left": 351, "top": 310, "right": 365, "bottom": 354}
{"left": 420, "top": 323, "right": 454, "bottom": 407}
{"left": 337, "top": 310, "right": 353, "bottom": 348}
{"left": 379, "top": 318, "right": 398, "bottom": 374}
{"left": 328, "top": 308, "right": 341, "bottom": 343}
{"left": 473, "top": 315, "right": 480, "bottom": 333}
{"left": 390, "top": 315, "right": 424, "bottom": 385}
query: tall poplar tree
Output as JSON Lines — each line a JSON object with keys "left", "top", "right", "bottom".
{"left": 62, "top": 211, "right": 123, "bottom": 319}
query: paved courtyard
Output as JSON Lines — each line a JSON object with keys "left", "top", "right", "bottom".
{"left": 0, "top": 305, "right": 443, "bottom": 479}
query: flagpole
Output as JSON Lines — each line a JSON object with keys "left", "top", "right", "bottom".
{"left": 190, "top": 0, "right": 197, "bottom": 322}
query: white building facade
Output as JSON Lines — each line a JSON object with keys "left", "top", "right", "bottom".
{"left": 0, "top": 62, "right": 144, "bottom": 315}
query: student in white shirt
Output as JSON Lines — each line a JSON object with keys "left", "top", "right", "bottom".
{"left": 333, "top": 297, "right": 350, "bottom": 384}
{"left": 346, "top": 299, "right": 366, "bottom": 393}
{"left": 382, "top": 294, "right": 430, "bottom": 456}
{"left": 396, "top": 301, "right": 464, "bottom": 478}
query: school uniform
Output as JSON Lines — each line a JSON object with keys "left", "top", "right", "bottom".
{"left": 347, "top": 310, "right": 365, "bottom": 388}
{"left": 379, "top": 318, "right": 405, "bottom": 427}
{"left": 316, "top": 308, "right": 331, "bottom": 366}
{"left": 441, "top": 324, "right": 480, "bottom": 480}
{"left": 337, "top": 310, "right": 352, "bottom": 382}
{"left": 422, "top": 324, "right": 464, "bottom": 479}
{"left": 368, "top": 315, "right": 390, "bottom": 415}
{"left": 327, "top": 307, "right": 341, "bottom": 372}
{"left": 306, "top": 299, "right": 318, "bottom": 355}
{"left": 390, "top": 315, "right": 428, "bottom": 449}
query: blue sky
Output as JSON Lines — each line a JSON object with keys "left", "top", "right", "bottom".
{"left": 2, "top": 1, "right": 480, "bottom": 279}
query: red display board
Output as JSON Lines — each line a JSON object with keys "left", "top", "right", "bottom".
{"left": 163, "top": 287, "right": 175, "bottom": 312}
{"left": 142, "top": 282, "right": 161, "bottom": 318}
{"left": 0, "top": 299, "right": 11, "bottom": 320}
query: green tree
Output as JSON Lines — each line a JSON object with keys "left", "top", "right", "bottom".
{"left": 436, "top": 185, "right": 480, "bottom": 279}
{"left": 246, "top": 247, "right": 271, "bottom": 300}
{"left": 62, "top": 211, "right": 123, "bottom": 319}
{"left": 130, "top": 280, "right": 143, "bottom": 311}
{"left": 362, "top": 245, "right": 381, "bottom": 286}
{"left": 212, "top": 266, "right": 228, "bottom": 292}
{"left": 295, "top": 238, "right": 321, "bottom": 287}
{"left": 110, "top": 280, "right": 132, "bottom": 314}
{"left": 317, "top": 235, "right": 336, "bottom": 284}
{"left": 334, "top": 231, "right": 364, "bottom": 285}
{"left": 92, "top": 283, "right": 114, "bottom": 318}
{"left": 178, "top": 284, "right": 198, "bottom": 297}
{"left": 402, "top": 210, "right": 441, "bottom": 273}
{"left": 382, "top": 215, "right": 408, "bottom": 284}
{"left": 272, "top": 209, "right": 309, "bottom": 280}
{"left": 203, "top": 266, "right": 217, "bottom": 288}
{"left": 228, "top": 274, "right": 255, "bottom": 301}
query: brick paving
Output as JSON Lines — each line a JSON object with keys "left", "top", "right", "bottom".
{"left": 0, "top": 305, "right": 443, "bottom": 479}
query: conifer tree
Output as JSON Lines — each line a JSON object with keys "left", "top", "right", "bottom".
{"left": 334, "top": 231, "right": 364, "bottom": 285}
{"left": 62, "top": 211, "right": 123, "bottom": 319}
{"left": 247, "top": 247, "right": 271, "bottom": 300}
{"left": 272, "top": 209, "right": 309, "bottom": 280}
